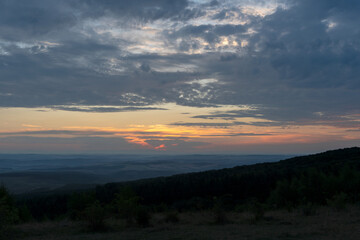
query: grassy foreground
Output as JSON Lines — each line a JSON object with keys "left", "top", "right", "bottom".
{"left": 5, "top": 205, "right": 360, "bottom": 240}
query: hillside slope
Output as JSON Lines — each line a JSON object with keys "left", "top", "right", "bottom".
{"left": 19, "top": 147, "right": 360, "bottom": 220}
{"left": 96, "top": 147, "right": 360, "bottom": 205}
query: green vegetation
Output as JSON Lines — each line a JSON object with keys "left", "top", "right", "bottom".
{"left": 2, "top": 147, "right": 360, "bottom": 238}
{"left": 83, "top": 200, "right": 107, "bottom": 232}
{"left": 0, "top": 185, "right": 19, "bottom": 239}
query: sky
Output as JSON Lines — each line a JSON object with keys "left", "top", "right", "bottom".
{"left": 0, "top": 0, "right": 359, "bottom": 154}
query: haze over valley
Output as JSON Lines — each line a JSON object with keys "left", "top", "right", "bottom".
{"left": 0, "top": 154, "right": 291, "bottom": 194}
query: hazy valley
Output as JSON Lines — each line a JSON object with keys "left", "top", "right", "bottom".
{"left": 0, "top": 154, "right": 290, "bottom": 194}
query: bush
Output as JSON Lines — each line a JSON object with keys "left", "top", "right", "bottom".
{"left": 68, "top": 192, "right": 95, "bottom": 220}
{"left": 327, "top": 192, "right": 348, "bottom": 211}
{"left": 268, "top": 178, "right": 300, "bottom": 208}
{"left": 212, "top": 197, "right": 228, "bottom": 225}
{"left": 250, "top": 200, "right": 265, "bottom": 222}
{"left": 0, "top": 201, "right": 19, "bottom": 230}
{"left": 213, "top": 208, "right": 228, "bottom": 225}
{"left": 18, "top": 205, "right": 33, "bottom": 223}
{"left": 112, "top": 187, "right": 140, "bottom": 226}
{"left": 302, "top": 203, "right": 317, "bottom": 216}
{"left": 0, "top": 185, "right": 19, "bottom": 231}
{"left": 164, "top": 212, "right": 179, "bottom": 223}
{"left": 82, "top": 201, "right": 107, "bottom": 232}
{"left": 136, "top": 207, "right": 151, "bottom": 227}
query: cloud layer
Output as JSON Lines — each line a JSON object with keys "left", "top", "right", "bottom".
{"left": 0, "top": 0, "right": 359, "bottom": 153}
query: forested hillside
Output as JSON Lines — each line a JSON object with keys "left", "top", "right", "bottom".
{"left": 13, "top": 147, "right": 360, "bottom": 222}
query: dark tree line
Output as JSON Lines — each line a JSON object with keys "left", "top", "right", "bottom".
{"left": 5, "top": 147, "right": 360, "bottom": 225}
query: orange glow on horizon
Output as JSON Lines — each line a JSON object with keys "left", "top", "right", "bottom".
{"left": 154, "top": 144, "right": 166, "bottom": 150}
{"left": 1, "top": 106, "right": 359, "bottom": 153}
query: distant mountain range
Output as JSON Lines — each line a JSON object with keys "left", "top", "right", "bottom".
{"left": 0, "top": 154, "right": 291, "bottom": 194}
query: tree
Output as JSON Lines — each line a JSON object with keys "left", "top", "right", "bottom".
{"left": 0, "top": 185, "right": 19, "bottom": 232}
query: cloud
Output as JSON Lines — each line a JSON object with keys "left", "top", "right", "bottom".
{"left": 170, "top": 122, "right": 236, "bottom": 127}
{"left": 190, "top": 109, "right": 360, "bottom": 129}
{"left": 145, "top": 139, "right": 208, "bottom": 151}
{"left": 0, "top": 130, "right": 116, "bottom": 136}
{"left": 347, "top": 129, "right": 360, "bottom": 132}
{"left": 0, "top": 129, "right": 172, "bottom": 137}
{"left": 0, "top": 0, "right": 194, "bottom": 41}
{"left": 163, "top": 23, "right": 247, "bottom": 52}
{"left": 0, "top": 136, "right": 141, "bottom": 153}
{"left": 170, "top": 120, "right": 287, "bottom": 128}
{"left": 0, "top": 0, "right": 77, "bottom": 41}
{"left": 0, "top": 0, "right": 359, "bottom": 132}
{"left": 203, "top": 132, "right": 272, "bottom": 137}
{"left": 77, "top": 0, "right": 193, "bottom": 22}
{"left": 0, "top": 131, "right": 209, "bottom": 153}
{"left": 51, "top": 106, "right": 168, "bottom": 112}
{"left": 166, "top": 23, "right": 247, "bottom": 41}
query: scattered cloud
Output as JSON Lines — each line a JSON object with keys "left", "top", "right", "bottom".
{"left": 1, "top": 0, "right": 359, "bottom": 153}
{"left": 51, "top": 105, "right": 168, "bottom": 112}
{"left": 170, "top": 122, "right": 235, "bottom": 127}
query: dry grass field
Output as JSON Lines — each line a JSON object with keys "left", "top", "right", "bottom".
{"left": 4, "top": 205, "right": 360, "bottom": 240}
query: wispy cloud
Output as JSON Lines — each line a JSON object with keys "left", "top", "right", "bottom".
{"left": 51, "top": 106, "right": 168, "bottom": 112}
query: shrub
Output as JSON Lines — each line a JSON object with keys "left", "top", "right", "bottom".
{"left": 82, "top": 201, "right": 107, "bottom": 232}
{"left": 0, "top": 185, "right": 19, "bottom": 238}
{"left": 212, "top": 197, "right": 228, "bottom": 225}
{"left": 18, "top": 205, "right": 33, "bottom": 223}
{"left": 302, "top": 203, "right": 317, "bottom": 216}
{"left": 135, "top": 207, "right": 151, "bottom": 227}
{"left": 213, "top": 208, "right": 228, "bottom": 225}
{"left": 164, "top": 212, "right": 179, "bottom": 223}
{"left": 68, "top": 192, "right": 95, "bottom": 220}
{"left": 268, "top": 178, "right": 300, "bottom": 208}
{"left": 0, "top": 200, "right": 19, "bottom": 229}
{"left": 327, "top": 192, "right": 348, "bottom": 211}
{"left": 250, "top": 200, "right": 265, "bottom": 222}
{"left": 112, "top": 187, "right": 140, "bottom": 226}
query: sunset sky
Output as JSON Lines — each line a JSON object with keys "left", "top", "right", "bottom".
{"left": 0, "top": 0, "right": 359, "bottom": 154}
